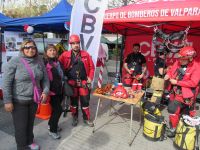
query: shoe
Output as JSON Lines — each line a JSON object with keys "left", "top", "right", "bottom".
{"left": 48, "top": 131, "right": 61, "bottom": 139}
{"left": 48, "top": 125, "right": 62, "bottom": 132}
{"left": 72, "top": 117, "right": 78, "bottom": 126}
{"left": 83, "top": 120, "right": 94, "bottom": 127}
{"left": 167, "top": 128, "right": 176, "bottom": 138}
{"left": 28, "top": 143, "right": 40, "bottom": 150}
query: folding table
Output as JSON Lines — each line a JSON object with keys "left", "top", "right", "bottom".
{"left": 92, "top": 91, "right": 144, "bottom": 146}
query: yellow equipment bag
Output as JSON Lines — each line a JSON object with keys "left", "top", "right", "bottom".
{"left": 174, "top": 118, "right": 198, "bottom": 150}
{"left": 143, "top": 107, "right": 162, "bottom": 116}
{"left": 142, "top": 101, "right": 162, "bottom": 116}
{"left": 143, "top": 112, "right": 165, "bottom": 141}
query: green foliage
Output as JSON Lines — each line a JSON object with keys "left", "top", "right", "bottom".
{"left": 2, "top": 0, "right": 56, "bottom": 18}
{"left": 113, "top": 47, "right": 120, "bottom": 56}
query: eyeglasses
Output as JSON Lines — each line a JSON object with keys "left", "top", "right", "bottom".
{"left": 23, "top": 46, "right": 36, "bottom": 50}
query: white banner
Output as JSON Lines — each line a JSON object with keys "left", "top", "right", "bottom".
{"left": 4, "top": 31, "right": 32, "bottom": 62}
{"left": 70, "top": 0, "right": 108, "bottom": 66}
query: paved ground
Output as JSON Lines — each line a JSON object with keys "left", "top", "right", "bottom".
{"left": 0, "top": 60, "right": 199, "bottom": 150}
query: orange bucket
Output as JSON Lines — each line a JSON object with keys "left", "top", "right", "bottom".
{"left": 36, "top": 103, "right": 52, "bottom": 120}
{"left": 36, "top": 97, "right": 52, "bottom": 120}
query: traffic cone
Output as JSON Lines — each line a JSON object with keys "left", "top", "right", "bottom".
{"left": 36, "top": 97, "right": 52, "bottom": 120}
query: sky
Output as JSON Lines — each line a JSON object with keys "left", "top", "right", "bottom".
{"left": 0, "top": 0, "right": 60, "bottom": 11}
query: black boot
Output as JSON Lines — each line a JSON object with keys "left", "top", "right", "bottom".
{"left": 167, "top": 128, "right": 176, "bottom": 138}
{"left": 72, "top": 117, "right": 78, "bottom": 127}
{"left": 83, "top": 120, "right": 94, "bottom": 127}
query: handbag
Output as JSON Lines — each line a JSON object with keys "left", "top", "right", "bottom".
{"left": 20, "top": 58, "right": 42, "bottom": 104}
{"left": 64, "top": 80, "right": 73, "bottom": 96}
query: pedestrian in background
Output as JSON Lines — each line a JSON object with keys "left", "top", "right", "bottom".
{"left": 2, "top": 39, "right": 49, "bottom": 150}
{"left": 43, "top": 44, "right": 64, "bottom": 139}
{"left": 59, "top": 34, "right": 95, "bottom": 127}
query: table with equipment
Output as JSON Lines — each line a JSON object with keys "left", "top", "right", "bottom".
{"left": 92, "top": 91, "right": 144, "bottom": 146}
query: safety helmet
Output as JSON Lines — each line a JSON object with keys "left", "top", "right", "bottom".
{"left": 178, "top": 46, "right": 196, "bottom": 59}
{"left": 69, "top": 34, "right": 80, "bottom": 44}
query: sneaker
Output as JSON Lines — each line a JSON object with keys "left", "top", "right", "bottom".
{"left": 72, "top": 117, "right": 78, "bottom": 126}
{"left": 48, "top": 125, "right": 62, "bottom": 132}
{"left": 28, "top": 143, "right": 40, "bottom": 150}
{"left": 48, "top": 131, "right": 61, "bottom": 139}
{"left": 83, "top": 120, "right": 94, "bottom": 127}
{"left": 167, "top": 128, "right": 176, "bottom": 138}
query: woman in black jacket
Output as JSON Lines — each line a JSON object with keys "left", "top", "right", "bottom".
{"left": 44, "top": 44, "right": 64, "bottom": 139}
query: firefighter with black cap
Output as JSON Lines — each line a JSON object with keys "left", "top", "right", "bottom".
{"left": 164, "top": 46, "right": 200, "bottom": 137}
{"left": 59, "top": 34, "right": 95, "bottom": 127}
{"left": 123, "top": 43, "right": 147, "bottom": 87}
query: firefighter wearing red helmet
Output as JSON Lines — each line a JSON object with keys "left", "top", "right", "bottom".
{"left": 164, "top": 46, "right": 200, "bottom": 137}
{"left": 69, "top": 34, "right": 80, "bottom": 44}
{"left": 59, "top": 34, "right": 95, "bottom": 127}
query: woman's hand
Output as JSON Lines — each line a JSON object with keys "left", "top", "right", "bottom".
{"left": 41, "top": 93, "right": 48, "bottom": 103}
{"left": 4, "top": 103, "right": 14, "bottom": 112}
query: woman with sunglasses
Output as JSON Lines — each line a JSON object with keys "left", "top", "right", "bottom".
{"left": 2, "top": 39, "right": 49, "bottom": 150}
{"left": 43, "top": 44, "right": 64, "bottom": 140}
{"left": 164, "top": 46, "right": 200, "bottom": 137}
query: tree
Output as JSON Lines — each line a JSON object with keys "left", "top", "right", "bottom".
{"left": 2, "top": 0, "right": 59, "bottom": 18}
{"left": 108, "top": 0, "right": 136, "bottom": 8}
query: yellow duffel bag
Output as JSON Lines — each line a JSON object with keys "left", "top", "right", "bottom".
{"left": 143, "top": 112, "right": 165, "bottom": 141}
{"left": 143, "top": 107, "right": 162, "bottom": 116}
{"left": 174, "top": 118, "right": 198, "bottom": 150}
{"left": 142, "top": 101, "right": 162, "bottom": 116}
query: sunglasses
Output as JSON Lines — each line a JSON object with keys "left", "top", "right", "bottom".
{"left": 71, "top": 42, "right": 80, "bottom": 45}
{"left": 23, "top": 46, "right": 36, "bottom": 50}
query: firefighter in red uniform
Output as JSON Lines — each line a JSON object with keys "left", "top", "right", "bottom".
{"left": 59, "top": 34, "right": 95, "bottom": 127}
{"left": 164, "top": 46, "right": 200, "bottom": 137}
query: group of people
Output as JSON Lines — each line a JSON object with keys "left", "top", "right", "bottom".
{"left": 123, "top": 43, "right": 200, "bottom": 138}
{"left": 2, "top": 34, "right": 200, "bottom": 149}
{"left": 2, "top": 34, "right": 95, "bottom": 150}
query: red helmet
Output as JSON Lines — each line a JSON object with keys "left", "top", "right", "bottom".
{"left": 178, "top": 46, "right": 196, "bottom": 59}
{"left": 69, "top": 34, "right": 80, "bottom": 44}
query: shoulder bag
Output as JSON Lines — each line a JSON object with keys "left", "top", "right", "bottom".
{"left": 20, "top": 58, "right": 42, "bottom": 104}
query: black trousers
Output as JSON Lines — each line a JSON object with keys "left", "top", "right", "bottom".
{"left": 12, "top": 101, "right": 37, "bottom": 150}
{"left": 48, "top": 95, "right": 63, "bottom": 133}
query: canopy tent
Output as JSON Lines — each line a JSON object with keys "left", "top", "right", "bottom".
{"left": 103, "top": 0, "right": 200, "bottom": 76}
{"left": 112, "top": 36, "right": 122, "bottom": 44}
{"left": 101, "top": 36, "right": 112, "bottom": 44}
{"left": 104, "top": 0, "right": 200, "bottom": 36}
{"left": 3, "top": 0, "right": 72, "bottom": 33}
{"left": 0, "top": 13, "right": 12, "bottom": 26}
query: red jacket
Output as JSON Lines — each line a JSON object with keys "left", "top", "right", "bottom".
{"left": 166, "top": 59, "right": 200, "bottom": 104}
{"left": 59, "top": 50, "right": 95, "bottom": 81}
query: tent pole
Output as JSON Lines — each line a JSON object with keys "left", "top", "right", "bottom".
{"left": 0, "top": 27, "right": 3, "bottom": 73}
{"left": 42, "top": 33, "right": 45, "bottom": 52}
{"left": 115, "top": 34, "right": 119, "bottom": 73}
{"left": 119, "top": 29, "right": 127, "bottom": 81}
{"left": 119, "top": 35, "right": 125, "bottom": 78}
